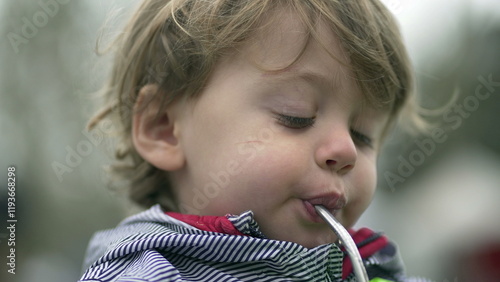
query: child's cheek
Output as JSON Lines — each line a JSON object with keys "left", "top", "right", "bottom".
{"left": 232, "top": 138, "right": 307, "bottom": 190}
{"left": 236, "top": 142, "right": 294, "bottom": 177}
{"left": 343, "top": 159, "right": 377, "bottom": 227}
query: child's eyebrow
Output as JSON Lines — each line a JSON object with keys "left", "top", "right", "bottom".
{"left": 260, "top": 68, "right": 389, "bottom": 115}
{"left": 261, "top": 68, "right": 343, "bottom": 93}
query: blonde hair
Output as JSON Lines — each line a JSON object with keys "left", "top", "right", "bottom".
{"left": 89, "top": 0, "right": 420, "bottom": 210}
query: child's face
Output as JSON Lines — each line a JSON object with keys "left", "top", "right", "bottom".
{"left": 169, "top": 14, "right": 389, "bottom": 248}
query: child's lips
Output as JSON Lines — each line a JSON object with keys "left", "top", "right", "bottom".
{"left": 302, "top": 194, "right": 346, "bottom": 223}
{"left": 303, "top": 200, "right": 326, "bottom": 223}
{"left": 303, "top": 200, "right": 341, "bottom": 223}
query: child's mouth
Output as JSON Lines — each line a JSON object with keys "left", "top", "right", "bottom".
{"left": 302, "top": 192, "right": 345, "bottom": 223}
{"left": 303, "top": 200, "right": 339, "bottom": 223}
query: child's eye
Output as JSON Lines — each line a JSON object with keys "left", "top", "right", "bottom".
{"left": 350, "top": 129, "right": 373, "bottom": 148}
{"left": 276, "top": 114, "right": 316, "bottom": 129}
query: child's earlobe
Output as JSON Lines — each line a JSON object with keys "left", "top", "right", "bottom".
{"left": 132, "top": 84, "right": 185, "bottom": 171}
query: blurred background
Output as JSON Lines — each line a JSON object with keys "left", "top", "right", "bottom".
{"left": 0, "top": 0, "right": 499, "bottom": 281}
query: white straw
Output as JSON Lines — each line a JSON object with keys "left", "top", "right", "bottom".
{"left": 315, "top": 205, "right": 369, "bottom": 282}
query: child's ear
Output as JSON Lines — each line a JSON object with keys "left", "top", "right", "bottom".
{"left": 132, "top": 84, "right": 185, "bottom": 171}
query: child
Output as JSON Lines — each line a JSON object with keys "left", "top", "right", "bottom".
{"left": 80, "top": 0, "right": 426, "bottom": 281}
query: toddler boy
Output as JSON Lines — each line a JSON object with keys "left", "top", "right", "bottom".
{"left": 81, "top": 0, "right": 424, "bottom": 281}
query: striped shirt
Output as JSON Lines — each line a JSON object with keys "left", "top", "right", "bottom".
{"left": 79, "top": 205, "right": 422, "bottom": 281}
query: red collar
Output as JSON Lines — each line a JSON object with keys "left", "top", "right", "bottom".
{"left": 342, "top": 228, "right": 389, "bottom": 279}
{"left": 166, "top": 212, "right": 247, "bottom": 236}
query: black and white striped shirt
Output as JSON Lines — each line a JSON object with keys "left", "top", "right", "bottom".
{"left": 79, "top": 205, "right": 416, "bottom": 281}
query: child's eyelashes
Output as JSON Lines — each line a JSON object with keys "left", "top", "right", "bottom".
{"left": 276, "top": 114, "right": 316, "bottom": 129}
{"left": 350, "top": 129, "right": 373, "bottom": 148}
{"left": 275, "top": 114, "right": 374, "bottom": 147}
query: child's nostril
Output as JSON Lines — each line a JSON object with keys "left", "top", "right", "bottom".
{"left": 326, "top": 159, "right": 336, "bottom": 166}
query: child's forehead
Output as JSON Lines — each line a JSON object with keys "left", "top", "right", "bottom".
{"left": 244, "top": 8, "right": 344, "bottom": 68}
{"left": 233, "top": 11, "right": 361, "bottom": 98}
{"left": 216, "top": 7, "right": 392, "bottom": 115}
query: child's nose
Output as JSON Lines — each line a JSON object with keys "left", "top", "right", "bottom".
{"left": 315, "top": 128, "right": 357, "bottom": 174}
